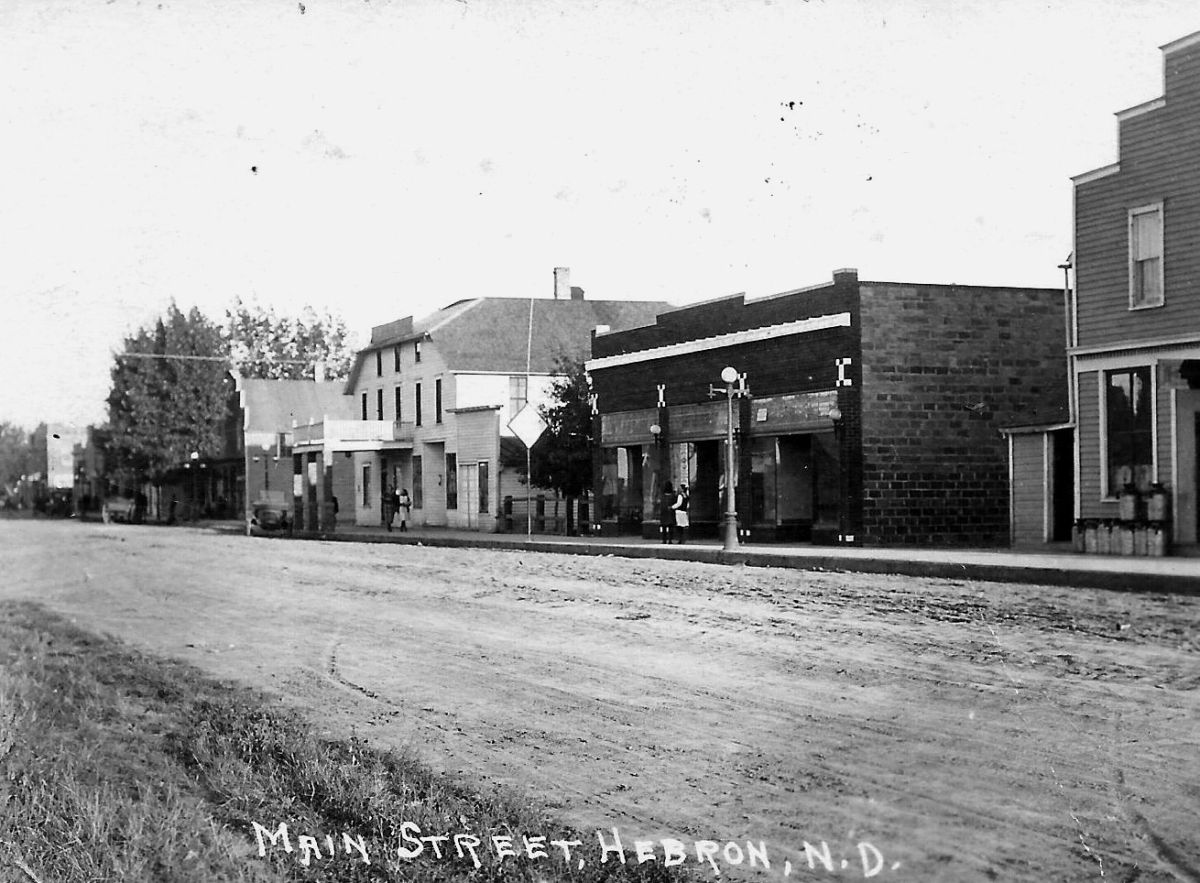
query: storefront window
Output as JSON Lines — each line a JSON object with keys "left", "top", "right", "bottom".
{"left": 1106, "top": 367, "right": 1153, "bottom": 493}
{"left": 811, "top": 431, "right": 840, "bottom": 532}
{"left": 750, "top": 437, "right": 778, "bottom": 526}
{"left": 600, "top": 446, "right": 644, "bottom": 527}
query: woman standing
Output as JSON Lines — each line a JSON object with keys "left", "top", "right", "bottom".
{"left": 671, "top": 484, "right": 690, "bottom": 544}
{"left": 659, "top": 482, "right": 676, "bottom": 544}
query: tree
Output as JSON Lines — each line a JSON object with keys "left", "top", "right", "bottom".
{"left": 530, "top": 356, "right": 594, "bottom": 535}
{"left": 107, "top": 303, "right": 230, "bottom": 482}
{"left": 0, "top": 421, "right": 36, "bottom": 489}
{"left": 226, "top": 298, "right": 354, "bottom": 380}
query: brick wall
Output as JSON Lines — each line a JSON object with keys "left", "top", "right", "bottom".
{"left": 859, "top": 283, "right": 1067, "bottom": 546}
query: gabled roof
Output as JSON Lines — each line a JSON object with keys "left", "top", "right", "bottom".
{"left": 347, "top": 297, "right": 670, "bottom": 389}
{"left": 237, "top": 378, "right": 354, "bottom": 433}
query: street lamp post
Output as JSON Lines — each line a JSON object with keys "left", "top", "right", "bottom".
{"left": 261, "top": 443, "right": 272, "bottom": 495}
{"left": 189, "top": 451, "right": 199, "bottom": 521}
{"left": 709, "top": 366, "right": 741, "bottom": 552}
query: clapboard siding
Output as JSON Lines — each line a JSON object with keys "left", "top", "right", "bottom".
{"left": 1075, "top": 41, "right": 1200, "bottom": 351}
{"left": 1077, "top": 372, "right": 1117, "bottom": 517}
{"left": 1010, "top": 434, "right": 1046, "bottom": 545}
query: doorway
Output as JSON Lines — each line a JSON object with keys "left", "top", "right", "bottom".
{"left": 462, "top": 464, "right": 478, "bottom": 530}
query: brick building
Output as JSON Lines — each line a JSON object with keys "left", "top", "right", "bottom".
{"left": 586, "top": 269, "right": 1067, "bottom": 546}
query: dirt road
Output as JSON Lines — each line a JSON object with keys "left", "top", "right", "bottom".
{"left": 2, "top": 519, "right": 1198, "bottom": 881}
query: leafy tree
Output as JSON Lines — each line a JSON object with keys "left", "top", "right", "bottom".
{"left": 107, "top": 303, "right": 230, "bottom": 482}
{"left": 0, "top": 421, "right": 36, "bottom": 488}
{"left": 531, "top": 356, "right": 594, "bottom": 535}
{"left": 226, "top": 298, "right": 354, "bottom": 380}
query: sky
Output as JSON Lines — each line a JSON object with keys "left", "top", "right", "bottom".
{"left": 1, "top": 0, "right": 1197, "bottom": 430}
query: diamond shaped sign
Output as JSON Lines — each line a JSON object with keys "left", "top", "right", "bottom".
{"left": 507, "top": 404, "right": 548, "bottom": 448}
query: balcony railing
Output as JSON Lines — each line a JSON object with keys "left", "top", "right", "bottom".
{"left": 293, "top": 420, "right": 415, "bottom": 448}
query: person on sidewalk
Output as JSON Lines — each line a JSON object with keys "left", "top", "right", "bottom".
{"left": 659, "top": 483, "right": 676, "bottom": 544}
{"left": 386, "top": 485, "right": 399, "bottom": 532}
{"left": 396, "top": 488, "right": 412, "bottom": 532}
{"left": 672, "top": 484, "right": 690, "bottom": 544}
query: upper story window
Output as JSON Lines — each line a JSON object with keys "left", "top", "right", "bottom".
{"left": 435, "top": 378, "right": 443, "bottom": 423}
{"left": 394, "top": 345, "right": 402, "bottom": 373}
{"left": 376, "top": 388, "right": 384, "bottom": 420}
{"left": 415, "top": 382, "right": 423, "bottom": 426}
{"left": 1104, "top": 366, "right": 1153, "bottom": 496}
{"left": 414, "top": 340, "right": 422, "bottom": 363}
{"left": 509, "top": 376, "right": 528, "bottom": 415}
{"left": 360, "top": 391, "right": 368, "bottom": 421}
{"left": 376, "top": 350, "right": 383, "bottom": 377}
{"left": 1129, "top": 203, "right": 1164, "bottom": 309}
{"left": 394, "top": 386, "right": 403, "bottom": 423}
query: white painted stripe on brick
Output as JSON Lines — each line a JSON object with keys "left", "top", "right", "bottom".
{"left": 584, "top": 312, "right": 852, "bottom": 371}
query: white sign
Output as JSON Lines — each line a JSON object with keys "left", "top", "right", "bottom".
{"left": 507, "top": 404, "right": 547, "bottom": 448}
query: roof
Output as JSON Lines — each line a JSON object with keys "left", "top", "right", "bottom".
{"left": 348, "top": 297, "right": 670, "bottom": 389}
{"left": 237, "top": 379, "right": 354, "bottom": 433}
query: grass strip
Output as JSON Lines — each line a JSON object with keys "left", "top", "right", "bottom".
{"left": 0, "top": 601, "right": 689, "bottom": 882}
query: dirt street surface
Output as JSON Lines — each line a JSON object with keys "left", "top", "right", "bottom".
{"left": 3, "top": 520, "right": 1198, "bottom": 881}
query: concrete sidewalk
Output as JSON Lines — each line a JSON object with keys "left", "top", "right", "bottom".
{"left": 261, "top": 520, "right": 1200, "bottom": 594}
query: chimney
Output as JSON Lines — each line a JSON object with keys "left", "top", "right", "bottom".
{"left": 570, "top": 286, "right": 585, "bottom": 301}
{"left": 553, "top": 267, "right": 570, "bottom": 300}
{"left": 832, "top": 267, "right": 859, "bottom": 286}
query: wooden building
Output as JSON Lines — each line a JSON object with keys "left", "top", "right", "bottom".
{"left": 292, "top": 269, "right": 668, "bottom": 532}
{"left": 1071, "top": 30, "right": 1200, "bottom": 550}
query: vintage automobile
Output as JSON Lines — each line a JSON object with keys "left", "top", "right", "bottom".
{"left": 100, "top": 495, "right": 137, "bottom": 524}
{"left": 248, "top": 500, "right": 291, "bottom": 536}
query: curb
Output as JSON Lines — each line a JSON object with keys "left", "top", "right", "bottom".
{"left": 273, "top": 529, "right": 1199, "bottom": 594}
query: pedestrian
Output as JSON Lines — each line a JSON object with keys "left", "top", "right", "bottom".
{"left": 386, "top": 485, "right": 399, "bottom": 532}
{"left": 672, "top": 483, "right": 690, "bottom": 544}
{"left": 659, "top": 482, "right": 676, "bottom": 544}
{"left": 397, "top": 487, "right": 412, "bottom": 532}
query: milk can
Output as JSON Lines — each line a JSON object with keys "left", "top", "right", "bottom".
{"left": 1097, "top": 520, "right": 1114, "bottom": 555}
{"left": 1117, "top": 522, "right": 1135, "bottom": 556}
{"left": 1083, "top": 519, "right": 1099, "bottom": 554}
{"left": 1149, "top": 523, "right": 1169, "bottom": 557}
{"left": 1133, "top": 522, "right": 1149, "bottom": 556}
{"left": 1146, "top": 482, "right": 1170, "bottom": 522}
{"left": 1072, "top": 519, "right": 1087, "bottom": 553}
{"left": 1117, "top": 483, "right": 1140, "bottom": 522}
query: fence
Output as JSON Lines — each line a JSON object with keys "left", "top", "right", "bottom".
{"left": 497, "top": 492, "right": 592, "bottom": 536}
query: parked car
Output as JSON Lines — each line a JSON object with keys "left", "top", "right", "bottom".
{"left": 101, "top": 496, "right": 137, "bottom": 524}
{"left": 248, "top": 501, "right": 290, "bottom": 536}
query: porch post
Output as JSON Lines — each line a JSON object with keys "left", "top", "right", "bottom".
{"left": 318, "top": 448, "right": 336, "bottom": 533}
{"left": 305, "top": 452, "right": 319, "bottom": 532}
{"left": 292, "top": 452, "right": 304, "bottom": 534}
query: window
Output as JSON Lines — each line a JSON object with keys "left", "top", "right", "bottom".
{"left": 376, "top": 350, "right": 383, "bottom": 377}
{"left": 415, "top": 382, "right": 423, "bottom": 426}
{"left": 376, "top": 388, "right": 384, "bottom": 420}
{"left": 435, "top": 378, "right": 443, "bottom": 423}
{"left": 1129, "top": 203, "right": 1164, "bottom": 308}
{"left": 509, "top": 376, "right": 528, "bottom": 416}
{"left": 362, "top": 464, "right": 371, "bottom": 507}
{"left": 412, "top": 456, "right": 423, "bottom": 508}
{"left": 478, "top": 461, "right": 488, "bottom": 514}
{"left": 446, "top": 453, "right": 457, "bottom": 509}
{"left": 394, "top": 386, "right": 403, "bottom": 422}
{"left": 414, "top": 341, "right": 422, "bottom": 363}
{"left": 394, "top": 345, "right": 401, "bottom": 372}
{"left": 1105, "top": 366, "right": 1153, "bottom": 495}
{"left": 360, "top": 392, "right": 368, "bottom": 421}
